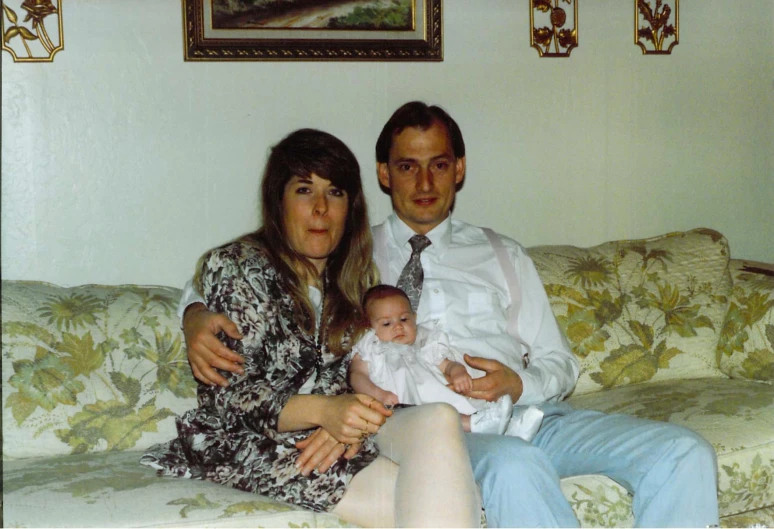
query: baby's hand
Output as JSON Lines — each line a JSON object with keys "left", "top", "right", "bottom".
{"left": 449, "top": 372, "right": 473, "bottom": 393}
{"left": 445, "top": 362, "right": 473, "bottom": 393}
{"left": 379, "top": 391, "right": 400, "bottom": 408}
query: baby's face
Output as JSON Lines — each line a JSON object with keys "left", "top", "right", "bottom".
{"left": 367, "top": 295, "right": 418, "bottom": 345}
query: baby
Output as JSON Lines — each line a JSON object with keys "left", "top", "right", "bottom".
{"left": 349, "top": 285, "right": 544, "bottom": 439}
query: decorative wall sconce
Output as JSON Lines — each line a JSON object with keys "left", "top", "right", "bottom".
{"left": 1, "top": 0, "right": 63, "bottom": 62}
{"left": 530, "top": 0, "right": 578, "bottom": 58}
{"left": 635, "top": 0, "right": 678, "bottom": 54}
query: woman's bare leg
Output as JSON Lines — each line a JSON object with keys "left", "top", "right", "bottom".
{"left": 332, "top": 455, "right": 398, "bottom": 527}
{"left": 461, "top": 413, "right": 472, "bottom": 432}
{"left": 333, "top": 403, "right": 480, "bottom": 527}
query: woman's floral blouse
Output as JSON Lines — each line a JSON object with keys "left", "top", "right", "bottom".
{"left": 141, "top": 240, "right": 379, "bottom": 512}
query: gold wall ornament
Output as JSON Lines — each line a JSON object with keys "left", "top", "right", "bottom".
{"left": 636, "top": 0, "right": 678, "bottom": 54}
{"left": 2, "top": 0, "right": 63, "bottom": 62}
{"left": 530, "top": 0, "right": 578, "bottom": 58}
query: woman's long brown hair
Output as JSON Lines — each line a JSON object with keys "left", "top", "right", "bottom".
{"left": 195, "top": 128, "right": 378, "bottom": 355}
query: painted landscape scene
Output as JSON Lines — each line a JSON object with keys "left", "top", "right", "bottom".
{"left": 212, "top": 0, "right": 413, "bottom": 30}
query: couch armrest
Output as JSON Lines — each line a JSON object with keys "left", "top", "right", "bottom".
{"left": 716, "top": 259, "right": 774, "bottom": 383}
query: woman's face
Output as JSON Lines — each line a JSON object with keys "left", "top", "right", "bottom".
{"left": 282, "top": 173, "right": 349, "bottom": 275}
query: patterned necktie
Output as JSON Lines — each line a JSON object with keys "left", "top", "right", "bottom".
{"left": 396, "top": 235, "right": 432, "bottom": 312}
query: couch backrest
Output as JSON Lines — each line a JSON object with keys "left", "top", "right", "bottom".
{"left": 2, "top": 281, "right": 198, "bottom": 460}
{"left": 717, "top": 259, "right": 774, "bottom": 384}
{"left": 529, "top": 228, "right": 732, "bottom": 396}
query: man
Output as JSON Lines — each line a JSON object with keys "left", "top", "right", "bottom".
{"left": 180, "top": 102, "right": 720, "bottom": 527}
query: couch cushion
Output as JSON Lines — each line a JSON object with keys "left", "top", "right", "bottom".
{"left": 529, "top": 229, "right": 731, "bottom": 396}
{"left": 565, "top": 378, "right": 774, "bottom": 525}
{"left": 2, "top": 451, "right": 353, "bottom": 528}
{"left": 720, "top": 506, "right": 774, "bottom": 528}
{"left": 717, "top": 260, "right": 774, "bottom": 384}
{"left": 1, "top": 281, "right": 198, "bottom": 460}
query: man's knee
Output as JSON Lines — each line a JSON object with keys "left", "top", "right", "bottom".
{"left": 650, "top": 424, "right": 717, "bottom": 474}
{"left": 470, "top": 438, "right": 578, "bottom": 527}
{"left": 676, "top": 427, "right": 717, "bottom": 468}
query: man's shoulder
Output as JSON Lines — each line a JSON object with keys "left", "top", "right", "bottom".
{"left": 450, "top": 220, "right": 526, "bottom": 253}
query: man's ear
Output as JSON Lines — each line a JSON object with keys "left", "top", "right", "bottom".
{"left": 377, "top": 163, "right": 392, "bottom": 189}
{"left": 455, "top": 156, "right": 466, "bottom": 186}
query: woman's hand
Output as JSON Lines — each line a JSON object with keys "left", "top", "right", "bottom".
{"left": 317, "top": 394, "right": 392, "bottom": 445}
{"left": 183, "top": 303, "right": 245, "bottom": 387}
{"left": 293, "top": 393, "right": 392, "bottom": 477}
{"left": 295, "top": 428, "right": 362, "bottom": 476}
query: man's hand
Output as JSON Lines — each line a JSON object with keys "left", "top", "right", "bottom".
{"left": 183, "top": 303, "right": 245, "bottom": 387}
{"left": 462, "top": 354, "right": 524, "bottom": 402}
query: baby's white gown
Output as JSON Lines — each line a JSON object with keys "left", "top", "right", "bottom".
{"left": 353, "top": 326, "right": 484, "bottom": 415}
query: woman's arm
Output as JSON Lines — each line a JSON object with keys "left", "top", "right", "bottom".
{"left": 198, "top": 244, "right": 308, "bottom": 435}
{"left": 201, "top": 243, "right": 392, "bottom": 441}
{"left": 287, "top": 393, "right": 393, "bottom": 477}
{"left": 348, "top": 354, "right": 400, "bottom": 407}
{"left": 278, "top": 392, "right": 390, "bottom": 442}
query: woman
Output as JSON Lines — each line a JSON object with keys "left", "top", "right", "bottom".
{"left": 141, "top": 129, "right": 480, "bottom": 527}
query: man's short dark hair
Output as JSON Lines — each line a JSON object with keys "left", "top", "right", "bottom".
{"left": 375, "top": 101, "right": 466, "bottom": 163}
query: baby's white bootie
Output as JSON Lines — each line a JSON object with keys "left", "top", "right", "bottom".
{"left": 504, "top": 405, "right": 544, "bottom": 442}
{"left": 470, "top": 394, "right": 513, "bottom": 435}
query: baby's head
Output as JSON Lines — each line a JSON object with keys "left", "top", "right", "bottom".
{"left": 362, "top": 285, "right": 418, "bottom": 345}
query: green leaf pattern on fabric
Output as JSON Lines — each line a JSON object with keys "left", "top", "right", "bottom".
{"left": 6, "top": 353, "right": 84, "bottom": 424}
{"left": 169, "top": 493, "right": 222, "bottom": 518}
{"left": 719, "top": 454, "right": 774, "bottom": 514}
{"left": 717, "top": 264, "right": 774, "bottom": 383}
{"left": 36, "top": 292, "right": 105, "bottom": 331}
{"left": 2, "top": 282, "right": 196, "bottom": 456}
{"left": 567, "top": 482, "right": 633, "bottom": 528}
{"left": 530, "top": 230, "right": 732, "bottom": 392}
{"left": 220, "top": 500, "right": 295, "bottom": 518}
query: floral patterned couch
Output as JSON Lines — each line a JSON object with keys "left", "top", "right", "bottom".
{"left": 3, "top": 228, "right": 773, "bottom": 528}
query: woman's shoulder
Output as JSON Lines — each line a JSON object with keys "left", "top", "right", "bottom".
{"left": 203, "top": 237, "right": 271, "bottom": 270}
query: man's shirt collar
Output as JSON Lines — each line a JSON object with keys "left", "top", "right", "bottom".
{"left": 387, "top": 212, "right": 452, "bottom": 254}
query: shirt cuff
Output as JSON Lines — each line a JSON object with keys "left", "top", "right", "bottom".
{"left": 177, "top": 278, "right": 205, "bottom": 328}
{"left": 515, "top": 368, "right": 542, "bottom": 406}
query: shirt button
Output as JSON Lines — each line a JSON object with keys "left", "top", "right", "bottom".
{"left": 434, "top": 289, "right": 439, "bottom": 293}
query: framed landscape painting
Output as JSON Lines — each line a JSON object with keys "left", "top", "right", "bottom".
{"left": 182, "top": 0, "right": 442, "bottom": 61}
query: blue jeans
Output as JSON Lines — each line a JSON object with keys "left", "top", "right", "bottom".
{"left": 466, "top": 403, "right": 719, "bottom": 528}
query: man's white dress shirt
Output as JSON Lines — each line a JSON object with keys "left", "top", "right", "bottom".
{"left": 178, "top": 213, "right": 579, "bottom": 406}
{"left": 373, "top": 214, "right": 578, "bottom": 405}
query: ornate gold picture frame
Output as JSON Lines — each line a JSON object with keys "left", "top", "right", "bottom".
{"left": 530, "top": 0, "right": 578, "bottom": 58}
{"left": 1, "top": 0, "right": 63, "bottom": 62}
{"left": 182, "top": 0, "right": 442, "bottom": 62}
{"left": 635, "top": 0, "right": 678, "bottom": 54}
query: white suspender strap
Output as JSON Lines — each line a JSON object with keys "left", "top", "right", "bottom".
{"left": 372, "top": 223, "right": 393, "bottom": 285}
{"left": 482, "top": 227, "right": 530, "bottom": 367}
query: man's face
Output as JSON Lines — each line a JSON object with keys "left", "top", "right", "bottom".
{"left": 377, "top": 121, "right": 466, "bottom": 235}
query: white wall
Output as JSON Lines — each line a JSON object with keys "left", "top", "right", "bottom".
{"left": 2, "top": 0, "right": 773, "bottom": 288}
